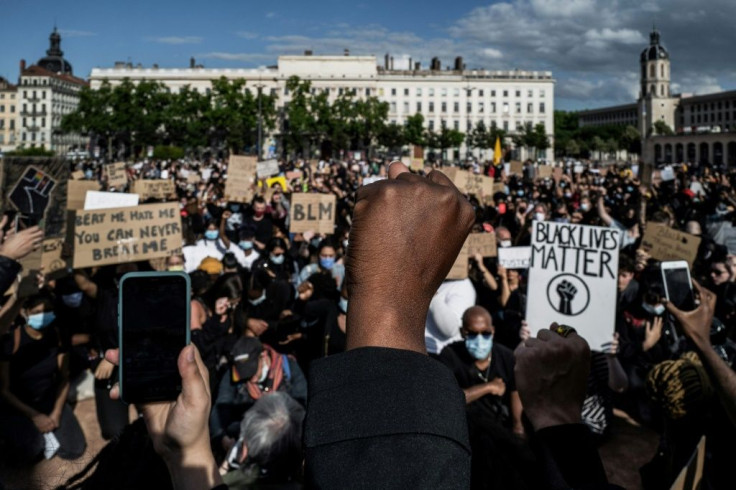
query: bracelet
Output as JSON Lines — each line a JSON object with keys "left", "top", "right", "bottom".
{"left": 552, "top": 324, "right": 577, "bottom": 338}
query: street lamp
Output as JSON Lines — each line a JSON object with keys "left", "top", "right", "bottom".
{"left": 465, "top": 86, "right": 475, "bottom": 160}
{"left": 253, "top": 83, "right": 264, "bottom": 161}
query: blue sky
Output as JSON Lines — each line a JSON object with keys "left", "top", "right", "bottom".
{"left": 2, "top": 0, "right": 735, "bottom": 111}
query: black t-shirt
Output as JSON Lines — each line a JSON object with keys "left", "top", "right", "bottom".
{"left": 242, "top": 215, "right": 273, "bottom": 248}
{"left": 0, "top": 324, "right": 66, "bottom": 414}
{"left": 439, "top": 341, "right": 517, "bottom": 426}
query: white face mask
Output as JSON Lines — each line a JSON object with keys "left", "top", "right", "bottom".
{"left": 499, "top": 240, "right": 512, "bottom": 248}
{"left": 257, "top": 363, "right": 269, "bottom": 383}
{"left": 534, "top": 212, "right": 546, "bottom": 222}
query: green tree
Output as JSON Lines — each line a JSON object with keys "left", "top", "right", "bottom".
{"left": 653, "top": 120, "right": 674, "bottom": 136}
{"left": 205, "top": 77, "right": 259, "bottom": 154}
{"left": 404, "top": 113, "right": 426, "bottom": 147}
{"left": 468, "top": 120, "right": 491, "bottom": 152}
{"left": 353, "top": 97, "right": 389, "bottom": 158}
{"left": 378, "top": 122, "right": 406, "bottom": 155}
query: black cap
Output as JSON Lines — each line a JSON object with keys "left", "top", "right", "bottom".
{"left": 231, "top": 337, "right": 264, "bottom": 381}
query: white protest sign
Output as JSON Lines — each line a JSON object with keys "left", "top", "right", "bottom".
{"left": 84, "top": 191, "right": 140, "bottom": 210}
{"left": 661, "top": 166, "right": 675, "bottom": 181}
{"left": 202, "top": 168, "right": 213, "bottom": 181}
{"left": 498, "top": 247, "right": 531, "bottom": 269}
{"left": 526, "top": 221, "right": 620, "bottom": 351}
{"left": 256, "top": 159, "right": 280, "bottom": 179}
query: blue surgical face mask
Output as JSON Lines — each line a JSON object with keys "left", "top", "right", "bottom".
{"left": 270, "top": 253, "right": 285, "bottom": 265}
{"left": 85, "top": 169, "right": 93, "bottom": 179}
{"left": 229, "top": 204, "right": 240, "bottom": 212}
{"left": 338, "top": 297, "right": 348, "bottom": 313}
{"left": 320, "top": 257, "right": 335, "bottom": 270}
{"left": 643, "top": 303, "right": 665, "bottom": 316}
{"left": 249, "top": 291, "right": 266, "bottom": 306}
{"left": 239, "top": 240, "right": 254, "bottom": 250}
{"left": 310, "top": 238, "right": 321, "bottom": 248}
{"left": 61, "top": 292, "right": 84, "bottom": 308}
{"left": 204, "top": 230, "right": 219, "bottom": 241}
{"left": 27, "top": 312, "right": 56, "bottom": 330}
{"left": 465, "top": 333, "right": 493, "bottom": 360}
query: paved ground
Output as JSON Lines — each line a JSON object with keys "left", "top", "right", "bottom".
{"left": 1, "top": 400, "right": 659, "bottom": 489}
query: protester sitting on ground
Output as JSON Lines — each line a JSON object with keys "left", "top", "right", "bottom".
{"left": 0, "top": 292, "right": 86, "bottom": 464}
{"left": 221, "top": 392, "right": 304, "bottom": 487}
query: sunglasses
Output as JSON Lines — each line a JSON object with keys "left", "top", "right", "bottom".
{"left": 464, "top": 331, "right": 492, "bottom": 340}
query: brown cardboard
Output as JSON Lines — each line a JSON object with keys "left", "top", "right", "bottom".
{"left": 225, "top": 155, "right": 257, "bottom": 203}
{"left": 132, "top": 180, "right": 176, "bottom": 200}
{"left": 465, "top": 233, "right": 498, "bottom": 257}
{"left": 640, "top": 223, "right": 701, "bottom": 267}
{"left": 447, "top": 242, "right": 470, "bottom": 280}
{"left": 509, "top": 161, "right": 524, "bottom": 175}
{"left": 71, "top": 170, "right": 85, "bottom": 180}
{"left": 67, "top": 180, "right": 101, "bottom": 211}
{"left": 537, "top": 166, "right": 553, "bottom": 179}
{"left": 106, "top": 162, "right": 128, "bottom": 189}
{"left": 68, "top": 202, "right": 183, "bottom": 268}
{"left": 443, "top": 168, "right": 494, "bottom": 196}
{"left": 40, "top": 237, "right": 68, "bottom": 278}
{"left": 288, "top": 193, "right": 337, "bottom": 234}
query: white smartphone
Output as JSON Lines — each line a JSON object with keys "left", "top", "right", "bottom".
{"left": 660, "top": 260, "right": 695, "bottom": 311}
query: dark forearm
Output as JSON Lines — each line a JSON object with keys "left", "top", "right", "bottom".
{"left": 696, "top": 340, "right": 736, "bottom": 426}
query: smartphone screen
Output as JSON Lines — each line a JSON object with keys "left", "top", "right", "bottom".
{"left": 662, "top": 265, "right": 695, "bottom": 311}
{"left": 119, "top": 272, "right": 190, "bottom": 404}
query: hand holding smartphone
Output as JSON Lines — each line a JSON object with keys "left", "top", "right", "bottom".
{"left": 660, "top": 260, "right": 695, "bottom": 312}
{"left": 119, "top": 271, "right": 191, "bottom": 404}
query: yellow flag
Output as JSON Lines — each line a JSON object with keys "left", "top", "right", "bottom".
{"left": 493, "top": 137, "right": 502, "bottom": 164}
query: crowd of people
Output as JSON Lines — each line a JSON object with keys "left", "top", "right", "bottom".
{"left": 1, "top": 152, "right": 736, "bottom": 489}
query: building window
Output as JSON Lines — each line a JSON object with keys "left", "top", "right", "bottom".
{"left": 416, "top": 102, "right": 422, "bottom": 112}
{"left": 453, "top": 121, "right": 459, "bottom": 130}
{"left": 540, "top": 102, "right": 546, "bottom": 114}
{"left": 22, "top": 117, "right": 26, "bottom": 127}
{"left": 338, "top": 88, "right": 343, "bottom": 95}
{"left": 503, "top": 120, "right": 509, "bottom": 131}
{"left": 515, "top": 102, "right": 521, "bottom": 113}
{"left": 503, "top": 103, "right": 509, "bottom": 113}
{"left": 478, "top": 89, "right": 483, "bottom": 97}
{"left": 479, "top": 102, "right": 484, "bottom": 113}
{"left": 9, "top": 120, "right": 13, "bottom": 130}
{"left": 503, "top": 90, "right": 508, "bottom": 97}
{"left": 467, "top": 120, "right": 473, "bottom": 131}
{"left": 404, "top": 102, "right": 409, "bottom": 113}
{"left": 515, "top": 90, "right": 520, "bottom": 97}
{"left": 41, "top": 118, "right": 45, "bottom": 127}
{"left": 441, "top": 102, "right": 447, "bottom": 112}
{"left": 441, "top": 119, "right": 446, "bottom": 128}
{"left": 491, "top": 102, "right": 496, "bottom": 113}
{"left": 404, "top": 88, "right": 409, "bottom": 96}
{"left": 390, "top": 102, "right": 396, "bottom": 112}
{"left": 429, "top": 120, "right": 435, "bottom": 130}
{"left": 441, "top": 88, "right": 447, "bottom": 96}
{"left": 391, "top": 88, "right": 396, "bottom": 96}
{"left": 454, "top": 102, "right": 459, "bottom": 113}
{"left": 453, "top": 89, "right": 459, "bottom": 97}
{"left": 366, "top": 88, "right": 371, "bottom": 96}
{"left": 527, "top": 103, "right": 533, "bottom": 113}
{"left": 528, "top": 89, "right": 533, "bottom": 98}
{"left": 467, "top": 102, "right": 472, "bottom": 113}
{"left": 42, "top": 91, "right": 46, "bottom": 99}
{"left": 0, "top": 105, "right": 3, "bottom": 113}
{"left": 491, "top": 90, "right": 496, "bottom": 97}
{"left": 429, "top": 88, "right": 434, "bottom": 96}
{"left": 417, "top": 88, "right": 422, "bottom": 96}
{"left": 429, "top": 102, "right": 434, "bottom": 112}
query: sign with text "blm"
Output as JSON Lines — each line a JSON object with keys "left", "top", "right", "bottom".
{"left": 526, "top": 221, "right": 620, "bottom": 352}
{"left": 68, "top": 202, "right": 183, "bottom": 268}
{"left": 289, "top": 193, "right": 336, "bottom": 234}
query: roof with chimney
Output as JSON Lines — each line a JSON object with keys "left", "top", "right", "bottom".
{"left": 20, "top": 63, "right": 88, "bottom": 86}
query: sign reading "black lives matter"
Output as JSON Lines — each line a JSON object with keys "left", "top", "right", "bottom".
{"left": 526, "top": 221, "right": 620, "bottom": 351}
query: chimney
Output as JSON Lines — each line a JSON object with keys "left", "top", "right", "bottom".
{"left": 415, "top": 61, "right": 420, "bottom": 70}
{"left": 408, "top": 57, "right": 412, "bottom": 71}
{"left": 20, "top": 59, "right": 26, "bottom": 72}
{"left": 344, "top": 48, "right": 350, "bottom": 56}
{"left": 454, "top": 56, "right": 463, "bottom": 71}
{"left": 390, "top": 56, "right": 394, "bottom": 70}
{"left": 431, "top": 57, "right": 440, "bottom": 70}
{"left": 190, "top": 57, "right": 195, "bottom": 68}
{"left": 305, "top": 50, "right": 313, "bottom": 56}
{"left": 384, "top": 53, "right": 389, "bottom": 69}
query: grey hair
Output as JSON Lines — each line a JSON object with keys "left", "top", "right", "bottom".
{"left": 238, "top": 392, "right": 305, "bottom": 470}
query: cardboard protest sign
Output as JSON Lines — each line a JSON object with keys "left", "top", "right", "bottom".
{"left": 67, "top": 180, "right": 101, "bottom": 211}
{"left": 509, "top": 161, "right": 523, "bottom": 176}
{"left": 640, "top": 223, "right": 701, "bottom": 267}
{"left": 71, "top": 170, "right": 85, "bottom": 180}
{"left": 256, "top": 159, "right": 280, "bottom": 179}
{"left": 670, "top": 436, "right": 705, "bottom": 490}
{"left": 68, "top": 202, "right": 183, "bottom": 268}
{"left": 285, "top": 170, "right": 303, "bottom": 182}
{"left": 400, "top": 156, "right": 412, "bottom": 168}
{"left": 410, "top": 158, "right": 424, "bottom": 171}
{"left": 537, "top": 166, "right": 553, "bottom": 179}
{"left": 444, "top": 168, "right": 494, "bottom": 196}
{"left": 7, "top": 167, "right": 57, "bottom": 220}
{"left": 265, "top": 176, "right": 288, "bottom": 191}
{"left": 447, "top": 242, "right": 469, "bottom": 280}
{"left": 225, "top": 155, "right": 257, "bottom": 203}
{"left": 553, "top": 167, "right": 564, "bottom": 181}
{"left": 288, "top": 193, "right": 336, "bottom": 234}
{"left": 187, "top": 173, "right": 202, "bottom": 184}
{"left": 573, "top": 164, "right": 584, "bottom": 174}
{"left": 84, "top": 191, "right": 140, "bottom": 210}
{"left": 465, "top": 233, "right": 497, "bottom": 257}
{"left": 132, "top": 180, "right": 176, "bottom": 200}
{"left": 526, "top": 221, "right": 620, "bottom": 351}
{"left": 40, "top": 237, "right": 68, "bottom": 277}
{"left": 106, "top": 162, "right": 128, "bottom": 189}
{"left": 498, "top": 246, "right": 531, "bottom": 269}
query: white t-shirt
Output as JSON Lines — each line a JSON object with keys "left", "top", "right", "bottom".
{"left": 183, "top": 238, "right": 229, "bottom": 272}
{"left": 425, "top": 279, "right": 476, "bottom": 355}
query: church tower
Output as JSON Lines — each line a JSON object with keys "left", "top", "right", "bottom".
{"left": 638, "top": 28, "right": 677, "bottom": 139}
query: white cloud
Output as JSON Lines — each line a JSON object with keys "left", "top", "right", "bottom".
{"left": 480, "top": 48, "right": 503, "bottom": 60}
{"left": 583, "top": 28, "right": 645, "bottom": 45}
{"left": 265, "top": 12, "right": 276, "bottom": 19}
{"left": 237, "top": 31, "right": 259, "bottom": 40}
{"left": 153, "top": 36, "right": 203, "bottom": 45}
{"left": 672, "top": 74, "right": 723, "bottom": 97}
{"left": 58, "top": 29, "right": 97, "bottom": 37}
{"left": 197, "top": 52, "right": 273, "bottom": 62}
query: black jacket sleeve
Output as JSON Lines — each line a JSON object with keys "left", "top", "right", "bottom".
{"left": 0, "top": 256, "right": 21, "bottom": 296}
{"left": 304, "top": 347, "right": 471, "bottom": 489}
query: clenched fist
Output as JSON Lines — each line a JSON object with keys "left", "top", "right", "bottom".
{"left": 346, "top": 161, "right": 475, "bottom": 353}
